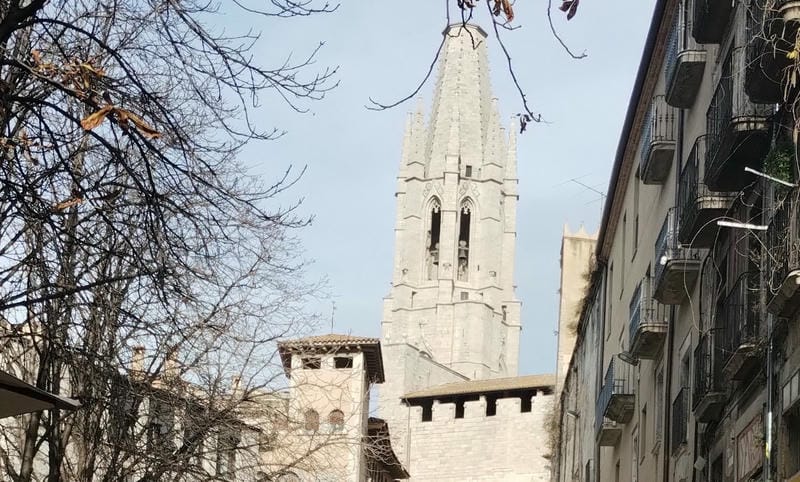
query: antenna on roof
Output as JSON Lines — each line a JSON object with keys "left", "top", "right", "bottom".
{"left": 330, "top": 301, "right": 336, "bottom": 333}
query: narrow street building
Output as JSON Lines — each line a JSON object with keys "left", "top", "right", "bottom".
{"left": 553, "top": 1, "right": 800, "bottom": 481}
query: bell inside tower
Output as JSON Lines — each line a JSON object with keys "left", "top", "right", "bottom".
{"left": 457, "top": 203, "right": 471, "bottom": 281}
{"left": 426, "top": 200, "right": 441, "bottom": 280}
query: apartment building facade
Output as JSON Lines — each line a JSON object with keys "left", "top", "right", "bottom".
{"left": 553, "top": 0, "right": 800, "bottom": 481}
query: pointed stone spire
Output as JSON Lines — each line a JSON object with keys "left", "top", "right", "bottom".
{"left": 482, "top": 97, "right": 504, "bottom": 180}
{"left": 505, "top": 118, "right": 518, "bottom": 183}
{"left": 399, "top": 112, "right": 413, "bottom": 177}
{"left": 444, "top": 103, "right": 461, "bottom": 174}
{"left": 424, "top": 24, "right": 496, "bottom": 178}
{"left": 406, "top": 97, "right": 426, "bottom": 178}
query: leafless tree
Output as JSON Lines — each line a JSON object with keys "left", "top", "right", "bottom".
{"left": 0, "top": 0, "right": 345, "bottom": 480}
{"left": 367, "top": 0, "right": 587, "bottom": 131}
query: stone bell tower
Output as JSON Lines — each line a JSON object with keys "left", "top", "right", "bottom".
{"left": 378, "top": 23, "right": 521, "bottom": 456}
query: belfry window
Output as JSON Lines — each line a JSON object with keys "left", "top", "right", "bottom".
{"left": 457, "top": 203, "right": 471, "bottom": 281}
{"left": 426, "top": 199, "right": 441, "bottom": 280}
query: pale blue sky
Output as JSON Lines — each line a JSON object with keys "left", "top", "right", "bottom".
{"left": 231, "top": 1, "right": 657, "bottom": 376}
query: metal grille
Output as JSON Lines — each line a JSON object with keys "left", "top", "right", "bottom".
{"left": 640, "top": 95, "right": 677, "bottom": 172}
{"left": 720, "top": 272, "right": 760, "bottom": 363}
{"left": 671, "top": 387, "right": 690, "bottom": 454}
{"left": 678, "top": 136, "right": 705, "bottom": 244}
{"left": 692, "top": 329, "right": 723, "bottom": 409}
{"left": 666, "top": 0, "right": 699, "bottom": 88}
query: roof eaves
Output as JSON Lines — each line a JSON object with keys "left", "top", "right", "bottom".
{"left": 595, "top": 0, "right": 672, "bottom": 262}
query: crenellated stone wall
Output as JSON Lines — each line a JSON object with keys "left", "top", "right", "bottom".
{"left": 402, "top": 392, "right": 554, "bottom": 481}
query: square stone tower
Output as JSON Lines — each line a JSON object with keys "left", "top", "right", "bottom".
{"left": 379, "top": 23, "right": 522, "bottom": 460}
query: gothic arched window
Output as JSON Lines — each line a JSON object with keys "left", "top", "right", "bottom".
{"left": 457, "top": 201, "right": 472, "bottom": 281}
{"left": 426, "top": 198, "right": 442, "bottom": 280}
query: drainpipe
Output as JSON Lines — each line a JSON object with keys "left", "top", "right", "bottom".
{"left": 664, "top": 106, "right": 685, "bottom": 482}
{"left": 763, "top": 107, "right": 781, "bottom": 482}
{"left": 596, "top": 264, "right": 608, "bottom": 482}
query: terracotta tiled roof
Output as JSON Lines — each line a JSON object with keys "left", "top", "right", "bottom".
{"left": 277, "top": 334, "right": 380, "bottom": 347}
{"left": 277, "top": 333, "right": 384, "bottom": 383}
{"left": 402, "top": 373, "right": 555, "bottom": 401}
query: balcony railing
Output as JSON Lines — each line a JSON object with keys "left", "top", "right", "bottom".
{"left": 639, "top": 95, "right": 677, "bottom": 184}
{"left": 705, "top": 48, "right": 772, "bottom": 192}
{"left": 629, "top": 277, "right": 669, "bottom": 358}
{"left": 693, "top": 329, "right": 726, "bottom": 421}
{"left": 693, "top": 0, "right": 733, "bottom": 44}
{"left": 678, "top": 136, "right": 735, "bottom": 248}
{"left": 666, "top": 3, "right": 706, "bottom": 108}
{"left": 720, "top": 272, "right": 763, "bottom": 380}
{"left": 654, "top": 208, "right": 701, "bottom": 304}
{"left": 767, "top": 191, "right": 800, "bottom": 317}
{"left": 671, "top": 387, "right": 690, "bottom": 454}
{"left": 745, "top": 0, "right": 791, "bottom": 104}
{"left": 595, "top": 355, "right": 635, "bottom": 440}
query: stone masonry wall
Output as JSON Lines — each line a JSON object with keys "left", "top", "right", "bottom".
{"left": 404, "top": 393, "right": 554, "bottom": 481}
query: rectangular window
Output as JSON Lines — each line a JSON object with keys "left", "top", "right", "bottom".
{"left": 334, "top": 356, "right": 353, "bottom": 369}
{"left": 632, "top": 426, "right": 639, "bottom": 482}
{"left": 258, "top": 431, "right": 275, "bottom": 454}
{"left": 680, "top": 349, "right": 691, "bottom": 388}
{"left": 641, "top": 406, "right": 647, "bottom": 462}
{"left": 655, "top": 368, "right": 664, "bottom": 446}
{"left": 460, "top": 291, "right": 469, "bottom": 301}
{"left": 301, "top": 356, "right": 321, "bottom": 369}
{"left": 216, "top": 430, "right": 240, "bottom": 476}
{"left": 465, "top": 165, "right": 472, "bottom": 177}
{"left": 786, "top": 414, "right": 800, "bottom": 478}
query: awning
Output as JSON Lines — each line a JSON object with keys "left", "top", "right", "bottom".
{"left": 0, "top": 370, "right": 80, "bottom": 418}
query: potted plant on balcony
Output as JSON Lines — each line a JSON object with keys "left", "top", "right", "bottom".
{"left": 764, "top": 140, "right": 795, "bottom": 186}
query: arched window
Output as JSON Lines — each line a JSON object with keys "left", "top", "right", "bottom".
{"left": 328, "top": 409, "right": 344, "bottom": 431}
{"left": 304, "top": 409, "right": 319, "bottom": 432}
{"left": 426, "top": 198, "right": 442, "bottom": 280}
{"left": 457, "top": 201, "right": 472, "bottom": 281}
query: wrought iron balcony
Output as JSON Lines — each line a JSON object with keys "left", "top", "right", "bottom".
{"left": 720, "top": 272, "right": 763, "bottom": 381}
{"left": 671, "top": 387, "right": 690, "bottom": 455}
{"left": 595, "top": 356, "right": 635, "bottom": 431}
{"left": 665, "top": 6, "right": 706, "bottom": 108}
{"left": 693, "top": 329, "right": 726, "bottom": 422}
{"left": 653, "top": 208, "right": 701, "bottom": 304}
{"left": 693, "top": 0, "right": 733, "bottom": 44}
{"left": 639, "top": 95, "right": 677, "bottom": 184}
{"left": 704, "top": 48, "right": 772, "bottom": 192}
{"left": 629, "top": 278, "right": 669, "bottom": 359}
{"left": 595, "top": 355, "right": 633, "bottom": 446}
{"left": 745, "top": 0, "right": 792, "bottom": 104}
{"left": 678, "top": 136, "right": 735, "bottom": 248}
{"left": 767, "top": 192, "right": 800, "bottom": 317}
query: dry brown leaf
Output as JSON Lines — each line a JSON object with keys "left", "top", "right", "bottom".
{"left": 492, "top": 0, "right": 514, "bottom": 22}
{"left": 53, "top": 197, "right": 83, "bottom": 211}
{"left": 80, "top": 105, "right": 113, "bottom": 131}
{"left": 502, "top": 0, "right": 514, "bottom": 22}
{"left": 79, "top": 62, "right": 105, "bottom": 77}
{"left": 117, "top": 109, "right": 161, "bottom": 139}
